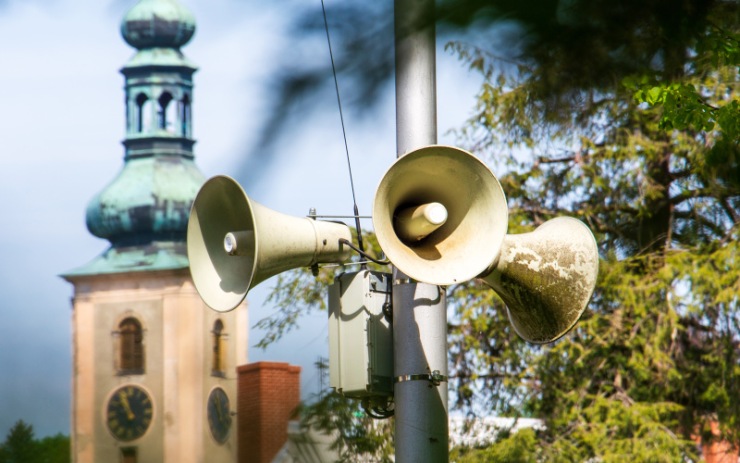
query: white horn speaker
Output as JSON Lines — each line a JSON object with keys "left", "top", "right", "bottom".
{"left": 480, "top": 217, "right": 599, "bottom": 343}
{"left": 372, "top": 145, "right": 509, "bottom": 286}
{"left": 187, "top": 175, "right": 352, "bottom": 312}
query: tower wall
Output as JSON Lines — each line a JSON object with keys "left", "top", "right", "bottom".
{"left": 68, "top": 270, "right": 247, "bottom": 463}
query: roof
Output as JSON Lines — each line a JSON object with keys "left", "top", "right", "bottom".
{"left": 121, "top": 0, "right": 196, "bottom": 50}
{"left": 62, "top": 241, "right": 189, "bottom": 278}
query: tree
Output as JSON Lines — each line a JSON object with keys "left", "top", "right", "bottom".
{"left": 0, "top": 421, "right": 37, "bottom": 463}
{"left": 443, "top": 4, "right": 740, "bottom": 460}
{"left": 252, "top": 0, "right": 739, "bottom": 165}
{"left": 36, "top": 434, "right": 70, "bottom": 463}
{"left": 258, "top": 1, "right": 740, "bottom": 461}
{"left": 0, "top": 422, "right": 70, "bottom": 463}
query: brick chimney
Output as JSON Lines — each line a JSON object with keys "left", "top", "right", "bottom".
{"left": 237, "top": 362, "right": 301, "bottom": 463}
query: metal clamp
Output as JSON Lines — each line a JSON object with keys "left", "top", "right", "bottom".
{"left": 394, "top": 370, "right": 447, "bottom": 386}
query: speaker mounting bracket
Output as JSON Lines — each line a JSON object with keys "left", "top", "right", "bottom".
{"left": 394, "top": 370, "right": 448, "bottom": 387}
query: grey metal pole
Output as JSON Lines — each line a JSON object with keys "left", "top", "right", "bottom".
{"left": 395, "top": 0, "right": 437, "bottom": 153}
{"left": 393, "top": 0, "right": 449, "bottom": 461}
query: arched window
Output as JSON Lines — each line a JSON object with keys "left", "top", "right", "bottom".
{"left": 135, "top": 93, "right": 149, "bottom": 133}
{"left": 180, "top": 94, "right": 191, "bottom": 137}
{"left": 212, "top": 320, "right": 226, "bottom": 377}
{"left": 119, "top": 318, "right": 144, "bottom": 374}
{"left": 158, "top": 92, "right": 174, "bottom": 130}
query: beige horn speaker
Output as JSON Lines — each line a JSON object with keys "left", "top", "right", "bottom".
{"left": 372, "top": 145, "right": 509, "bottom": 286}
{"left": 480, "top": 217, "right": 599, "bottom": 344}
{"left": 372, "top": 145, "right": 599, "bottom": 344}
{"left": 187, "top": 175, "right": 352, "bottom": 312}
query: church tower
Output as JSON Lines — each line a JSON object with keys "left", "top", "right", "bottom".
{"left": 63, "top": 1, "right": 248, "bottom": 462}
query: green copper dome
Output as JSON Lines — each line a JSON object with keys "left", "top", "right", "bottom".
{"left": 85, "top": 156, "right": 205, "bottom": 246}
{"left": 121, "top": 0, "right": 196, "bottom": 50}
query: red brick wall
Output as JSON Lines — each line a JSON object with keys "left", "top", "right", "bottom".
{"left": 237, "top": 362, "right": 301, "bottom": 463}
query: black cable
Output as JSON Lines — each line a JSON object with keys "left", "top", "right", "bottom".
{"left": 339, "top": 239, "right": 390, "bottom": 266}
{"left": 321, "top": 0, "right": 367, "bottom": 259}
{"left": 361, "top": 398, "right": 395, "bottom": 420}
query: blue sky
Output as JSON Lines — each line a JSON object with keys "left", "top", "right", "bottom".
{"left": 0, "top": 0, "right": 480, "bottom": 438}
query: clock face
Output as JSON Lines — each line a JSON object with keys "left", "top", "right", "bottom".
{"left": 106, "top": 385, "right": 153, "bottom": 442}
{"left": 207, "top": 387, "right": 232, "bottom": 444}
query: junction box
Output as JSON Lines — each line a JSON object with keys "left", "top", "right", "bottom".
{"left": 328, "top": 270, "right": 393, "bottom": 398}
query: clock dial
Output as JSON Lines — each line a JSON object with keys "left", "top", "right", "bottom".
{"left": 106, "top": 385, "right": 153, "bottom": 442}
{"left": 207, "top": 387, "right": 232, "bottom": 444}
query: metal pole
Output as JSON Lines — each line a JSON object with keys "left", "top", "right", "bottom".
{"left": 395, "top": 0, "right": 437, "bottom": 153}
{"left": 393, "top": 0, "right": 449, "bottom": 461}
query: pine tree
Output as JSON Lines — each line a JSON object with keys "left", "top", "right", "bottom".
{"left": 445, "top": 3, "right": 740, "bottom": 460}
{"left": 1, "top": 421, "right": 37, "bottom": 463}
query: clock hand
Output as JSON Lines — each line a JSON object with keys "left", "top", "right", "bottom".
{"left": 119, "top": 391, "right": 135, "bottom": 421}
{"left": 216, "top": 394, "right": 224, "bottom": 422}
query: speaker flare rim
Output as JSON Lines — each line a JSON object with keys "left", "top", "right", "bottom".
{"left": 187, "top": 175, "right": 256, "bottom": 312}
{"left": 372, "top": 145, "right": 508, "bottom": 286}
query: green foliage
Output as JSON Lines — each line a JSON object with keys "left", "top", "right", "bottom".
{"left": 622, "top": 7, "right": 740, "bottom": 184}
{"left": 451, "top": 427, "right": 540, "bottom": 463}
{"left": 36, "top": 434, "right": 70, "bottom": 463}
{"left": 0, "top": 421, "right": 35, "bottom": 463}
{"left": 298, "top": 360, "right": 394, "bottom": 463}
{"left": 300, "top": 391, "right": 394, "bottom": 463}
{"left": 0, "top": 421, "right": 69, "bottom": 463}
{"left": 445, "top": 2, "right": 740, "bottom": 457}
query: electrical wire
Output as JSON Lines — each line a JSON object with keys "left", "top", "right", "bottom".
{"left": 339, "top": 239, "right": 390, "bottom": 266}
{"left": 362, "top": 397, "right": 395, "bottom": 419}
{"left": 320, "top": 0, "right": 367, "bottom": 258}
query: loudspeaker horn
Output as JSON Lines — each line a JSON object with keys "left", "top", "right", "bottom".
{"left": 372, "top": 145, "right": 599, "bottom": 343}
{"left": 480, "top": 217, "right": 599, "bottom": 343}
{"left": 373, "top": 145, "right": 509, "bottom": 286}
{"left": 188, "top": 175, "right": 352, "bottom": 312}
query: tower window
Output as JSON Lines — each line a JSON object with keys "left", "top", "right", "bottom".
{"left": 121, "top": 447, "right": 137, "bottom": 463}
{"left": 212, "top": 320, "right": 226, "bottom": 377}
{"left": 117, "top": 318, "right": 144, "bottom": 374}
{"left": 158, "top": 92, "right": 174, "bottom": 130}
{"left": 180, "top": 94, "right": 191, "bottom": 137}
{"left": 135, "top": 93, "right": 149, "bottom": 133}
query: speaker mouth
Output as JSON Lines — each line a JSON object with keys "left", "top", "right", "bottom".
{"left": 187, "top": 175, "right": 256, "bottom": 312}
{"left": 373, "top": 145, "right": 508, "bottom": 286}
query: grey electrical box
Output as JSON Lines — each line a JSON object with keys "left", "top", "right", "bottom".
{"left": 328, "top": 270, "right": 393, "bottom": 398}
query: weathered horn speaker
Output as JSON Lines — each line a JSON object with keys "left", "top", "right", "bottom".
{"left": 373, "top": 145, "right": 599, "bottom": 343}
{"left": 187, "top": 175, "right": 352, "bottom": 312}
{"left": 480, "top": 217, "right": 599, "bottom": 343}
{"left": 373, "top": 145, "right": 509, "bottom": 286}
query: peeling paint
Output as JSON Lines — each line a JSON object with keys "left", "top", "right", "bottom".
{"left": 482, "top": 217, "right": 599, "bottom": 344}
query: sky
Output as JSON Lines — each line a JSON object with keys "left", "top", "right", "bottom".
{"left": 0, "top": 0, "right": 481, "bottom": 438}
